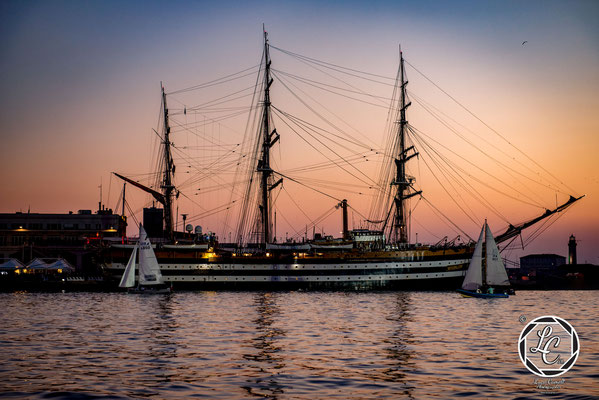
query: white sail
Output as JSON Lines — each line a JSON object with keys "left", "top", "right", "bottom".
{"left": 118, "top": 243, "right": 138, "bottom": 288}
{"left": 138, "top": 224, "right": 164, "bottom": 286}
{"left": 461, "top": 224, "right": 485, "bottom": 291}
{"left": 485, "top": 223, "right": 510, "bottom": 286}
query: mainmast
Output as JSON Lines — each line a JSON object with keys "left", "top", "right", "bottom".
{"left": 161, "top": 84, "right": 176, "bottom": 240}
{"left": 391, "top": 50, "right": 421, "bottom": 244}
{"left": 257, "top": 29, "right": 281, "bottom": 247}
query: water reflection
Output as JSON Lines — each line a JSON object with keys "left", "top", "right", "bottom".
{"left": 146, "top": 294, "right": 178, "bottom": 387}
{"left": 242, "top": 292, "right": 286, "bottom": 398}
{"left": 380, "top": 293, "right": 416, "bottom": 398}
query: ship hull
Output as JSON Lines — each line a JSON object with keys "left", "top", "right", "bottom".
{"left": 104, "top": 247, "right": 471, "bottom": 290}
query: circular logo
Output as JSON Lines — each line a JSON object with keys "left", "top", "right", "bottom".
{"left": 518, "top": 315, "right": 580, "bottom": 377}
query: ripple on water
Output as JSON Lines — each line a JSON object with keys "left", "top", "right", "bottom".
{"left": 0, "top": 291, "right": 597, "bottom": 399}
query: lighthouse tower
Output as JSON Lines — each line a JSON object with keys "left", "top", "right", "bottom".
{"left": 568, "top": 234, "right": 577, "bottom": 265}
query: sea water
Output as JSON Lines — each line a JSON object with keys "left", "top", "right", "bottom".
{"left": 0, "top": 291, "right": 597, "bottom": 399}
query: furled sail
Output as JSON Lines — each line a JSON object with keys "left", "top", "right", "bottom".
{"left": 118, "top": 243, "right": 138, "bottom": 288}
{"left": 484, "top": 223, "right": 510, "bottom": 286}
{"left": 138, "top": 224, "right": 164, "bottom": 286}
{"left": 461, "top": 225, "right": 484, "bottom": 291}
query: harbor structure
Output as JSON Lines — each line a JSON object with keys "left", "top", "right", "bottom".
{"left": 568, "top": 234, "right": 577, "bottom": 265}
{"left": 0, "top": 207, "right": 125, "bottom": 270}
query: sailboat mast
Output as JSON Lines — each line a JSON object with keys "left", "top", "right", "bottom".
{"left": 258, "top": 29, "right": 274, "bottom": 246}
{"left": 391, "top": 50, "right": 420, "bottom": 243}
{"left": 161, "top": 84, "right": 175, "bottom": 240}
{"left": 482, "top": 221, "right": 488, "bottom": 285}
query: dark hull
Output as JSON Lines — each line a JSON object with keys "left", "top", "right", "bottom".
{"left": 457, "top": 288, "right": 509, "bottom": 298}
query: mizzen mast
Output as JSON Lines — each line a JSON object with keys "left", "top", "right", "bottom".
{"left": 391, "top": 50, "right": 421, "bottom": 243}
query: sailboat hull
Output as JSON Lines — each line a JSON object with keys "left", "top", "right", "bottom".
{"left": 457, "top": 288, "right": 509, "bottom": 298}
{"left": 128, "top": 286, "right": 172, "bottom": 294}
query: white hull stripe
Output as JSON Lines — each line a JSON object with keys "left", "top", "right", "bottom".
{"left": 109, "top": 259, "right": 468, "bottom": 271}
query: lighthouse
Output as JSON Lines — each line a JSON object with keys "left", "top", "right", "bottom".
{"left": 568, "top": 234, "right": 577, "bottom": 265}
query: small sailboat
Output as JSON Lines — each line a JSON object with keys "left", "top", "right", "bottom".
{"left": 457, "top": 221, "right": 512, "bottom": 298}
{"left": 118, "top": 224, "right": 172, "bottom": 294}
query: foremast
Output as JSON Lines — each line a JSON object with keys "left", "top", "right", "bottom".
{"left": 112, "top": 85, "right": 176, "bottom": 240}
{"left": 390, "top": 50, "right": 421, "bottom": 243}
{"left": 257, "top": 29, "right": 282, "bottom": 247}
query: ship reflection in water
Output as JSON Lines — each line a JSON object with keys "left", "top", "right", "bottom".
{"left": 0, "top": 291, "right": 597, "bottom": 399}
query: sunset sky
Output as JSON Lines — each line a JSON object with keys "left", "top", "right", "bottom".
{"left": 1, "top": 0, "right": 597, "bottom": 263}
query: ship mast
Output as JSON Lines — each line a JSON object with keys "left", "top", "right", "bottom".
{"left": 257, "top": 29, "right": 281, "bottom": 247}
{"left": 391, "top": 50, "right": 421, "bottom": 244}
{"left": 161, "top": 84, "right": 175, "bottom": 241}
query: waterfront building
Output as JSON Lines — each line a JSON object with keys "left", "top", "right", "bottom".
{"left": 0, "top": 207, "right": 126, "bottom": 270}
{"left": 519, "top": 254, "right": 566, "bottom": 278}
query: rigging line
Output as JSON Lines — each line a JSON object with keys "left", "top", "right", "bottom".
{"left": 184, "top": 85, "right": 257, "bottom": 111}
{"left": 404, "top": 59, "right": 578, "bottom": 195}
{"left": 413, "top": 128, "right": 509, "bottom": 225}
{"left": 273, "top": 105, "right": 377, "bottom": 151}
{"left": 273, "top": 68, "right": 392, "bottom": 106}
{"left": 167, "top": 65, "right": 260, "bottom": 95}
{"left": 185, "top": 200, "right": 239, "bottom": 222}
{"left": 289, "top": 206, "right": 338, "bottom": 240}
{"left": 270, "top": 54, "right": 383, "bottom": 149}
{"left": 234, "top": 50, "right": 269, "bottom": 243}
{"left": 274, "top": 206, "right": 298, "bottom": 241}
{"left": 124, "top": 201, "right": 140, "bottom": 227}
{"left": 272, "top": 107, "right": 377, "bottom": 187}
{"left": 421, "top": 196, "right": 474, "bottom": 242}
{"left": 282, "top": 153, "right": 370, "bottom": 173}
{"left": 283, "top": 174, "right": 372, "bottom": 190}
{"left": 411, "top": 215, "right": 444, "bottom": 242}
{"left": 274, "top": 112, "right": 379, "bottom": 174}
{"left": 273, "top": 171, "right": 341, "bottom": 203}
{"left": 271, "top": 70, "right": 375, "bottom": 146}
{"left": 282, "top": 186, "right": 314, "bottom": 223}
{"left": 271, "top": 45, "right": 397, "bottom": 83}
{"left": 180, "top": 106, "right": 252, "bottom": 114}
{"left": 411, "top": 133, "right": 481, "bottom": 225}
{"left": 271, "top": 73, "right": 382, "bottom": 180}
{"left": 408, "top": 91, "right": 565, "bottom": 196}
{"left": 283, "top": 157, "right": 376, "bottom": 176}
{"left": 346, "top": 203, "right": 370, "bottom": 224}
{"left": 523, "top": 211, "right": 567, "bottom": 247}
{"left": 272, "top": 46, "right": 392, "bottom": 93}
{"left": 411, "top": 95, "right": 565, "bottom": 201}
{"left": 177, "top": 190, "right": 207, "bottom": 212}
{"left": 172, "top": 108, "right": 252, "bottom": 129}
{"left": 170, "top": 118, "right": 241, "bottom": 149}
{"left": 409, "top": 125, "right": 544, "bottom": 210}
{"left": 410, "top": 98, "right": 550, "bottom": 206}
{"left": 411, "top": 130, "right": 509, "bottom": 223}
{"left": 170, "top": 147, "right": 247, "bottom": 201}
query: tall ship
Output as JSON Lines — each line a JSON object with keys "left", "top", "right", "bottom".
{"left": 102, "top": 32, "right": 582, "bottom": 289}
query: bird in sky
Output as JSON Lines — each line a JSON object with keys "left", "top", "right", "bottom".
{"left": 522, "top": 41, "right": 528, "bottom": 45}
